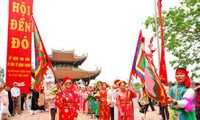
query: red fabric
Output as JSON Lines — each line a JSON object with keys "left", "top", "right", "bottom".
{"left": 157, "top": 0, "right": 168, "bottom": 86}
{"left": 116, "top": 89, "right": 137, "bottom": 120}
{"left": 6, "top": 0, "right": 33, "bottom": 93}
{"left": 55, "top": 89, "right": 79, "bottom": 120}
{"left": 196, "top": 92, "right": 200, "bottom": 107}
{"left": 63, "top": 76, "right": 73, "bottom": 83}
{"left": 114, "top": 79, "right": 121, "bottom": 85}
{"left": 99, "top": 89, "right": 110, "bottom": 120}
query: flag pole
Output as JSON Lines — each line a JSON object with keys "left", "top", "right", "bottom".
{"left": 153, "top": 0, "right": 161, "bottom": 74}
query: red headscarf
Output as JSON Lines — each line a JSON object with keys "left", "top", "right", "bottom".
{"left": 114, "top": 79, "right": 121, "bottom": 85}
{"left": 176, "top": 68, "right": 191, "bottom": 88}
{"left": 63, "top": 76, "right": 73, "bottom": 83}
{"left": 102, "top": 82, "right": 108, "bottom": 87}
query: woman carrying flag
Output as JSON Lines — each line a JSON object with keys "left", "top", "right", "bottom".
{"left": 116, "top": 81, "right": 137, "bottom": 120}
{"left": 55, "top": 76, "right": 79, "bottom": 120}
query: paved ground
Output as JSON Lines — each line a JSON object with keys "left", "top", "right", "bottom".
{"left": 8, "top": 104, "right": 162, "bottom": 120}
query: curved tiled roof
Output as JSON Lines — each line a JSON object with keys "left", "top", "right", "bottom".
{"left": 54, "top": 68, "right": 101, "bottom": 80}
{"left": 49, "top": 50, "right": 87, "bottom": 64}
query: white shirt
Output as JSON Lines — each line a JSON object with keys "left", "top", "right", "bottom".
{"left": 11, "top": 87, "right": 20, "bottom": 97}
{"left": 107, "top": 88, "right": 114, "bottom": 107}
{"left": 177, "top": 88, "right": 195, "bottom": 108}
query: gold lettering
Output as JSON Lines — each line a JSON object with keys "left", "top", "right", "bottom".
{"left": 21, "top": 36, "right": 29, "bottom": 49}
{"left": 12, "top": 56, "right": 18, "bottom": 61}
{"left": 12, "top": 2, "right": 31, "bottom": 16}
{"left": 10, "top": 19, "right": 18, "bottom": 30}
{"left": 10, "top": 19, "right": 31, "bottom": 32}
{"left": 23, "top": 74, "right": 28, "bottom": 77}
{"left": 25, "top": 57, "right": 30, "bottom": 61}
{"left": 24, "top": 63, "right": 31, "bottom": 67}
{"left": 20, "top": 2, "right": 26, "bottom": 16}
{"left": 24, "top": 21, "right": 31, "bottom": 32}
{"left": 11, "top": 37, "right": 20, "bottom": 48}
{"left": 10, "top": 62, "right": 15, "bottom": 67}
{"left": 12, "top": 2, "right": 20, "bottom": 13}
{"left": 20, "top": 57, "right": 24, "bottom": 61}
{"left": 18, "top": 18, "right": 25, "bottom": 31}
{"left": 27, "top": 6, "right": 31, "bottom": 16}
{"left": 11, "top": 36, "right": 29, "bottom": 49}
{"left": 19, "top": 63, "right": 24, "bottom": 67}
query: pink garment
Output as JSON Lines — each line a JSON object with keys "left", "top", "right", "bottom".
{"left": 79, "top": 91, "right": 83, "bottom": 111}
{"left": 1, "top": 90, "right": 9, "bottom": 108}
{"left": 183, "top": 97, "right": 194, "bottom": 112}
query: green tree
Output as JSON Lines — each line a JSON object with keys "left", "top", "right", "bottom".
{"left": 144, "top": 0, "right": 200, "bottom": 80}
{"left": 0, "top": 67, "right": 4, "bottom": 82}
{"left": 131, "top": 82, "right": 142, "bottom": 91}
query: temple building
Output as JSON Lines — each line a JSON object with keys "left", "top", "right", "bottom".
{"left": 49, "top": 50, "right": 101, "bottom": 85}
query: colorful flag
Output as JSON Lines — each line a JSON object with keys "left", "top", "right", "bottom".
{"left": 130, "top": 30, "right": 146, "bottom": 87}
{"left": 130, "top": 30, "right": 168, "bottom": 104}
{"left": 144, "top": 53, "right": 168, "bottom": 104}
{"left": 157, "top": 0, "right": 168, "bottom": 86}
{"left": 33, "top": 18, "right": 55, "bottom": 92}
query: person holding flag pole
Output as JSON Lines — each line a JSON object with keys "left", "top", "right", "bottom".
{"left": 32, "top": 17, "right": 79, "bottom": 120}
{"left": 54, "top": 76, "right": 79, "bottom": 120}
{"left": 168, "top": 68, "right": 196, "bottom": 120}
{"left": 116, "top": 80, "right": 137, "bottom": 120}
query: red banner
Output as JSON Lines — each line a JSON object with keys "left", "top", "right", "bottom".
{"left": 157, "top": 0, "right": 168, "bottom": 86}
{"left": 6, "top": 0, "right": 33, "bottom": 93}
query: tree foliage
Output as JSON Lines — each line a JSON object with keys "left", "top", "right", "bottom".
{"left": 144, "top": 0, "right": 200, "bottom": 80}
{"left": 0, "top": 67, "right": 4, "bottom": 82}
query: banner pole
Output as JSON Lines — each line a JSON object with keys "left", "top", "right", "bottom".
{"left": 153, "top": 0, "right": 161, "bottom": 74}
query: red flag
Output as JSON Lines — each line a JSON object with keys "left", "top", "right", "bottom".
{"left": 157, "top": 0, "right": 168, "bottom": 86}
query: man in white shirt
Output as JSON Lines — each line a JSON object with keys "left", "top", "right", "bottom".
{"left": 112, "top": 79, "right": 121, "bottom": 120}
{"left": 107, "top": 85, "right": 115, "bottom": 120}
{"left": 11, "top": 82, "right": 21, "bottom": 115}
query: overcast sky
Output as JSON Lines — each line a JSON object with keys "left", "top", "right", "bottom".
{"left": 0, "top": 0, "right": 179, "bottom": 84}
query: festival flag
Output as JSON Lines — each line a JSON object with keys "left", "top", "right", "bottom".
{"left": 157, "top": 0, "right": 168, "bottom": 86}
{"left": 130, "top": 30, "right": 168, "bottom": 104}
{"left": 129, "top": 30, "right": 146, "bottom": 87}
{"left": 33, "top": 17, "right": 55, "bottom": 92}
{"left": 144, "top": 49, "right": 168, "bottom": 104}
{"left": 144, "top": 60, "right": 168, "bottom": 103}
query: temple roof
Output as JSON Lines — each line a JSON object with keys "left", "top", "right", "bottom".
{"left": 49, "top": 50, "right": 87, "bottom": 65}
{"left": 54, "top": 68, "right": 101, "bottom": 81}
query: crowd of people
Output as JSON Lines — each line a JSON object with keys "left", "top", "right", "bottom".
{"left": 54, "top": 76, "right": 137, "bottom": 120}
{"left": 0, "top": 67, "right": 200, "bottom": 120}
